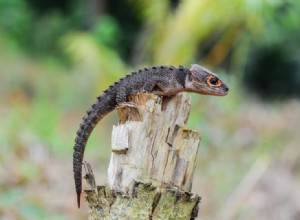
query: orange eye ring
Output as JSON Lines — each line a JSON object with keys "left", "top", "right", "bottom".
{"left": 207, "top": 75, "right": 222, "bottom": 87}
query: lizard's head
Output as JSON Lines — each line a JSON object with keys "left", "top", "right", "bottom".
{"left": 185, "top": 64, "right": 229, "bottom": 96}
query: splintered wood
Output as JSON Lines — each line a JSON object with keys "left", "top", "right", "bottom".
{"left": 86, "top": 93, "right": 201, "bottom": 219}
{"left": 108, "top": 93, "right": 200, "bottom": 192}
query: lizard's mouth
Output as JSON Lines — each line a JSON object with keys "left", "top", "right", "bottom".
{"left": 214, "top": 86, "right": 229, "bottom": 96}
{"left": 216, "top": 91, "right": 228, "bottom": 96}
{"left": 221, "top": 85, "right": 229, "bottom": 95}
{"left": 223, "top": 91, "right": 229, "bottom": 96}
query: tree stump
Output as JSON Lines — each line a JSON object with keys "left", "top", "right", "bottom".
{"left": 85, "top": 93, "right": 201, "bottom": 219}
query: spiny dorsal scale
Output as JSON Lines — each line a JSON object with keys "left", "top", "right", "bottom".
{"left": 91, "top": 115, "right": 98, "bottom": 124}
{"left": 82, "top": 115, "right": 88, "bottom": 121}
{"left": 83, "top": 124, "right": 90, "bottom": 131}
{"left": 86, "top": 109, "right": 93, "bottom": 115}
{"left": 76, "top": 129, "right": 83, "bottom": 136}
{"left": 73, "top": 146, "right": 80, "bottom": 152}
{"left": 124, "top": 73, "right": 131, "bottom": 78}
{"left": 75, "top": 136, "right": 84, "bottom": 144}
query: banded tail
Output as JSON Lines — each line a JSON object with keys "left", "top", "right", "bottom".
{"left": 73, "top": 93, "right": 116, "bottom": 207}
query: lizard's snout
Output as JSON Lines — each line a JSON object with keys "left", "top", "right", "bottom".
{"left": 224, "top": 86, "right": 229, "bottom": 92}
{"left": 218, "top": 84, "right": 229, "bottom": 96}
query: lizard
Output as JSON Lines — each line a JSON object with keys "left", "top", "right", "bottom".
{"left": 73, "top": 64, "right": 229, "bottom": 208}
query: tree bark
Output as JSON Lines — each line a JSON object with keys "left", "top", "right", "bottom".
{"left": 85, "top": 93, "right": 201, "bottom": 219}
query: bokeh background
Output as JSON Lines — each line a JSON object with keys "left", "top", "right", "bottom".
{"left": 1, "top": 0, "right": 300, "bottom": 219}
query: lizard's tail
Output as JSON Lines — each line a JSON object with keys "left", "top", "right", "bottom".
{"left": 73, "top": 94, "right": 116, "bottom": 208}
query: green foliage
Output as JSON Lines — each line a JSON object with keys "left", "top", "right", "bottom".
{"left": 260, "top": 0, "right": 300, "bottom": 46}
{"left": 92, "top": 15, "right": 120, "bottom": 49}
{"left": 0, "top": 0, "right": 33, "bottom": 45}
{"left": 0, "top": 0, "right": 86, "bottom": 57}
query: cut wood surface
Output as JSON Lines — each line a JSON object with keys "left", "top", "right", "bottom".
{"left": 85, "top": 93, "right": 201, "bottom": 219}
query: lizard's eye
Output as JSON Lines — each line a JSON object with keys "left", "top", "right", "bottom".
{"left": 209, "top": 77, "right": 218, "bottom": 85}
{"left": 207, "top": 75, "right": 222, "bottom": 87}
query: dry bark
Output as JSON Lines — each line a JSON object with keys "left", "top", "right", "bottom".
{"left": 85, "top": 93, "right": 201, "bottom": 219}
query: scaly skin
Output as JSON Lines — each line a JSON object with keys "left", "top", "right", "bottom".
{"left": 73, "top": 64, "right": 229, "bottom": 207}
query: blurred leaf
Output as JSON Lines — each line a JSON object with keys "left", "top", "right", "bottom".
{"left": 0, "top": 0, "right": 33, "bottom": 46}
{"left": 92, "top": 15, "right": 120, "bottom": 48}
{"left": 60, "top": 32, "right": 127, "bottom": 91}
